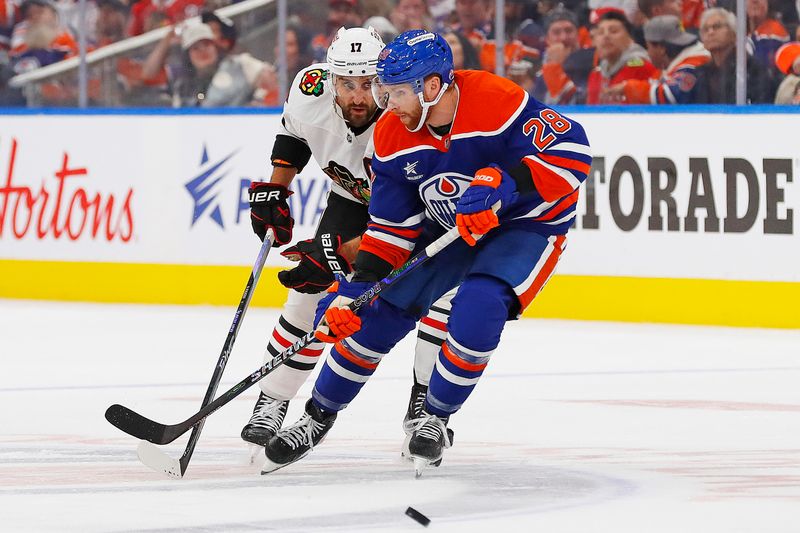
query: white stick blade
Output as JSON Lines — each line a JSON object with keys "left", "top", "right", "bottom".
{"left": 136, "top": 440, "right": 183, "bottom": 479}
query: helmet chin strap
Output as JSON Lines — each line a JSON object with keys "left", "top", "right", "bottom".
{"left": 408, "top": 82, "right": 449, "bottom": 133}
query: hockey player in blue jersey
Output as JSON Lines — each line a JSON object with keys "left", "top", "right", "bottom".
{"left": 262, "top": 29, "right": 592, "bottom": 476}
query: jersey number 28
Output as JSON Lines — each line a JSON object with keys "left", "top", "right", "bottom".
{"left": 522, "top": 109, "right": 571, "bottom": 151}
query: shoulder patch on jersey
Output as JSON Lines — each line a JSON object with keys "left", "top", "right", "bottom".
{"left": 674, "top": 71, "right": 697, "bottom": 92}
{"left": 626, "top": 58, "right": 644, "bottom": 67}
{"left": 299, "top": 68, "right": 327, "bottom": 97}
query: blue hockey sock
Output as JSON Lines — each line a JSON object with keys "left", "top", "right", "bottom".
{"left": 425, "top": 275, "right": 516, "bottom": 417}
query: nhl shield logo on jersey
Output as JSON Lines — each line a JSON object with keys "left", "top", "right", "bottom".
{"left": 299, "top": 68, "right": 327, "bottom": 97}
{"left": 419, "top": 173, "right": 472, "bottom": 228}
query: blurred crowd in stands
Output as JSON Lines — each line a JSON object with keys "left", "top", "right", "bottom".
{"left": 1, "top": 0, "right": 799, "bottom": 106}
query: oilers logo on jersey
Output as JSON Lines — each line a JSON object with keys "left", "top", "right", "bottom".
{"left": 299, "top": 68, "right": 327, "bottom": 97}
{"left": 419, "top": 173, "right": 472, "bottom": 228}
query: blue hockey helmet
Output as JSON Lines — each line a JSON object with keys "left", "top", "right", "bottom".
{"left": 373, "top": 30, "right": 455, "bottom": 131}
{"left": 376, "top": 30, "right": 454, "bottom": 92}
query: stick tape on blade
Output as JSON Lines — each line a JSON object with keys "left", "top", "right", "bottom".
{"left": 137, "top": 440, "right": 183, "bottom": 478}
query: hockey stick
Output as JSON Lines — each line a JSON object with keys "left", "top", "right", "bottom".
{"left": 105, "top": 225, "right": 464, "bottom": 446}
{"left": 133, "top": 229, "right": 276, "bottom": 478}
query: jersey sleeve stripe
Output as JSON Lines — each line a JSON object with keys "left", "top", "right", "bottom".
{"left": 370, "top": 212, "right": 426, "bottom": 227}
{"left": 364, "top": 228, "right": 417, "bottom": 251}
{"left": 522, "top": 156, "right": 582, "bottom": 201}
{"left": 546, "top": 141, "right": 592, "bottom": 159}
{"left": 360, "top": 233, "right": 413, "bottom": 268}
{"left": 533, "top": 189, "right": 579, "bottom": 221}
{"left": 537, "top": 153, "right": 592, "bottom": 176}
{"left": 368, "top": 222, "right": 423, "bottom": 240}
{"left": 374, "top": 144, "right": 439, "bottom": 162}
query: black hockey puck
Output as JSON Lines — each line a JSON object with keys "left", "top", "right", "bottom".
{"left": 405, "top": 506, "right": 430, "bottom": 527}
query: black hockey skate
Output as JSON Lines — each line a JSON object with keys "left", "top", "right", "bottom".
{"left": 401, "top": 382, "right": 454, "bottom": 459}
{"left": 261, "top": 399, "right": 337, "bottom": 474}
{"left": 241, "top": 392, "right": 289, "bottom": 447}
{"left": 405, "top": 412, "right": 452, "bottom": 477}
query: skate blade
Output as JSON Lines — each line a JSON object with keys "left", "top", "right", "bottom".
{"left": 412, "top": 456, "right": 429, "bottom": 478}
{"left": 247, "top": 444, "right": 263, "bottom": 465}
{"left": 400, "top": 434, "right": 412, "bottom": 460}
{"left": 261, "top": 449, "right": 312, "bottom": 475}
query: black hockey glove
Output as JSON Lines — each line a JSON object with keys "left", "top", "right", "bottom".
{"left": 248, "top": 182, "right": 294, "bottom": 245}
{"left": 278, "top": 233, "right": 353, "bottom": 294}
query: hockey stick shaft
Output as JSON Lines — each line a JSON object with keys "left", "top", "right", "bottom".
{"left": 105, "top": 226, "right": 462, "bottom": 445}
{"left": 172, "top": 229, "right": 275, "bottom": 475}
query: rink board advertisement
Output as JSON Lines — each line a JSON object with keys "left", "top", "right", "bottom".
{"left": 1, "top": 110, "right": 798, "bottom": 328}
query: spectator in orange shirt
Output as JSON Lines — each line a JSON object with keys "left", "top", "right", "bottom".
{"left": 746, "top": 0, "right": 789, "bottom": 96}
{"left": 533, "top": 8, "right": 595, "bottom": 104}
{"left": 10, "top": 0, "right": 77, "bottom": 57}
{"left": 606, "top": 15, "right": 709, "bottom": 103}
{"left": 773, "top": 41, "right": 800, "bottom": 103}
{"left": 587, "top": 9, "right": 658, "bottom": 103}
{"left": 451, "top": 0, "right": 493, "bottom": 49}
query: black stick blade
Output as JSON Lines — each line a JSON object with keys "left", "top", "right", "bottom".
{"left": 105, "top": 404, "right": 172, "bottom": 444}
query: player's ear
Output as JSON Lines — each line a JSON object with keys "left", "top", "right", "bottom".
{"left": 423, "top": 74, "right": 441, "bottom": 100}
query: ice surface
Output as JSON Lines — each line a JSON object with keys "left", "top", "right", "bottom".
{"left": 1, "top": 299, "right": 799, "bottom": 532}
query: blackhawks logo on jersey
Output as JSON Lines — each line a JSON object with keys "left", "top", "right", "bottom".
{"left": 299, "top": 68, "right": 327, "bottom": 97}
{"left": 323, "top": 160, "right": 371, "bottom": 204}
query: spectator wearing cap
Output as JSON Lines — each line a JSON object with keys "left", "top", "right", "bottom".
{"left": 773, "top": 41, "right": 800, "bottom": 103}
{"left": 588, "top": 0, "right": 639, "bottom": 24}
{"left": 587, "top": 9, "right": 658, "bottom": 103}
{"left": 164, "top": 23, "right": 277, "bottom": 107}
{"left": 606, "top": 15, "right": 709, "bottom": 103}
{"left": 390, "top": 0, "right": 433, "bottom": 33}
{"left": 534, "top": 8, "right": 596, "bottom": 104}
{"left": 690, "top": 7, "right": 773, "bottom": 103}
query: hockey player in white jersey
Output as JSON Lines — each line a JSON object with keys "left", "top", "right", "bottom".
{"left": 242, "top": 26, "right": 453, "bottom": 454}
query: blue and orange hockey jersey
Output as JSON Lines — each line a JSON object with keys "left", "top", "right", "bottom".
{"left": 361, "top": 70, "right": 592, "bottom": 270}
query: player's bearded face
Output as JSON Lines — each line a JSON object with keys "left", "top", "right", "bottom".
{"left": 372, "top": 81, "right": 423, "bottom": 130}
{"left": 334, "top": 75, "right": 378, "bottom": 128}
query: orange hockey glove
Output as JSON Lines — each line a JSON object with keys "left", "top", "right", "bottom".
{"left": 313, "top": 279, "right": 369, "bottom": 343}
{"left": 455, "top": 166, "right": 518, "bottom": 246}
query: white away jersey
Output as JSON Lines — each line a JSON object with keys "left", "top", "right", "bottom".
{"left": 281, "top": 63, "right": 376, "bottom": 204}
